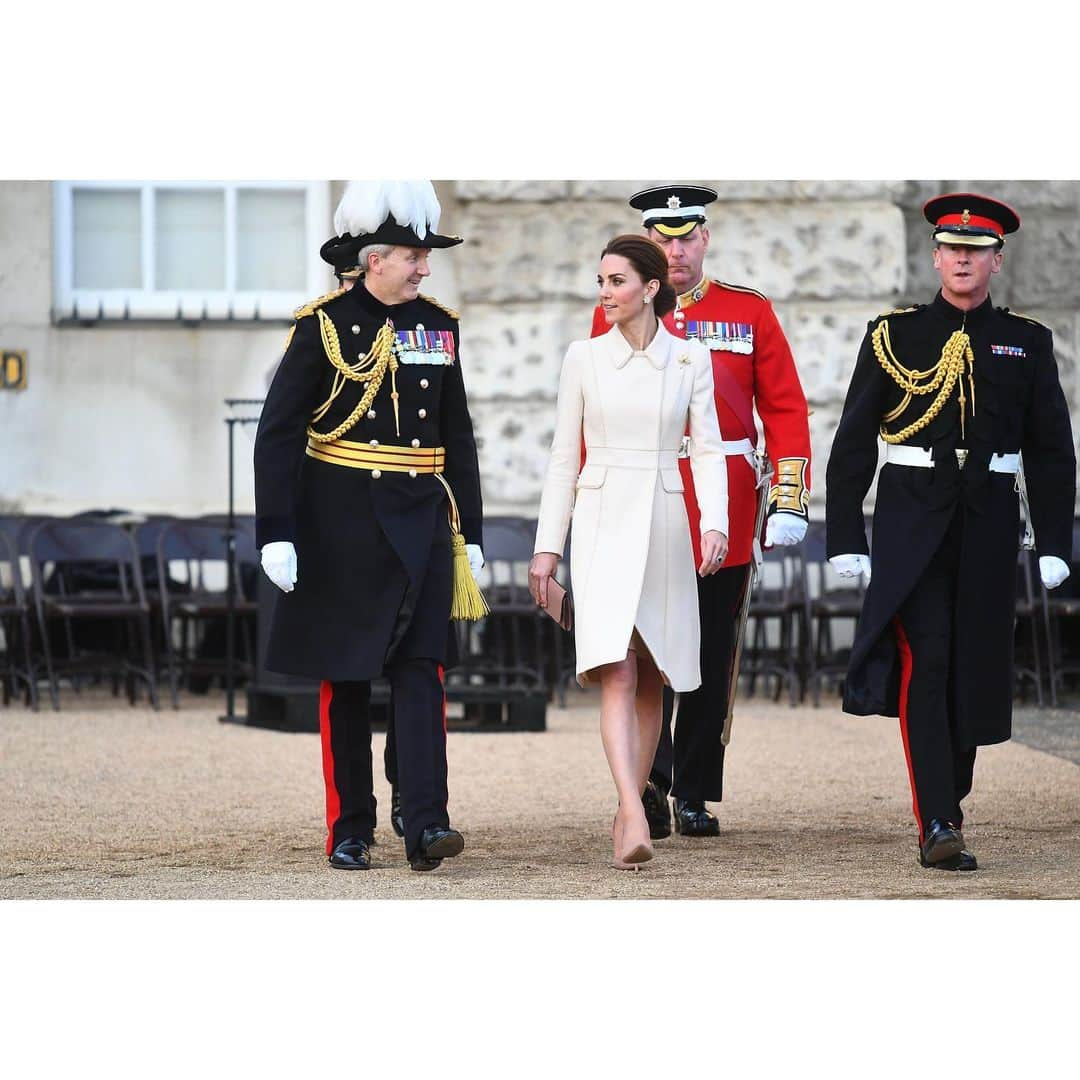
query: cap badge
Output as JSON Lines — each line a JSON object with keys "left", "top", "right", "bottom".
{"left": 667, "top": 195, "right": 682, "bottom": 210}
{"left": 961, "top": 209, "right": 971, "bottom": 224}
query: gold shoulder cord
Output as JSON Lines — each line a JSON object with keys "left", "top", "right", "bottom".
{"left": 307, "top": 313, "right": 402, "bottom": 441}
{"left": 872, "top": 318, "right": 975, "bottom": 443}
{"left": 418, "top": 293, "right": 460, "bottom": 320}
{"left": 281, "top": 286, "right": 347, "bottom": 354}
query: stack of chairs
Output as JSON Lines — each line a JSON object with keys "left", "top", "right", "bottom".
{"left": 0, "top": 511, "right": 259, "bottom": 711}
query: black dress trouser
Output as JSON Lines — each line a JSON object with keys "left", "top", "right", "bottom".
{"left": 655, "top": 563, "right": 752, "bottom": 802}
{"left": 892, "top": 509, "right": 977, "bottom": 842}
{"left": 320, "top": 657, "right": 449, "bottom": 859}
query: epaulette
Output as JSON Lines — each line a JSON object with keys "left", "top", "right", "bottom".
{"left": 884, "top": 305, "right": 922, "bottom": 316}
{"left": 999, "top": 307, "right": 1051, "bottom": 331}
{"left": 292, "top": 286, "right": 346, "bottom": 321}
{"left": 419, "top": 293, "right": 460, "bottom": 320}
{"left": 715, "top": 280, "right": 768, "bottom": 301}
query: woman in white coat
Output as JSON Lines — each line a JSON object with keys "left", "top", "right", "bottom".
{"left": 529, "top": 235, "right": 729, "bottom": 870}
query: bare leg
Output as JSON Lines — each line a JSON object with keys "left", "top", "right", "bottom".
{"left": 596, "top": 651, "right": 654, "bottom": 869}
{"left": 633, "top": 645, "right": 665, "bottom": 793}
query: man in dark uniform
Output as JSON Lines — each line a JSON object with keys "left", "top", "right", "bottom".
{"left": 318, "top": 232, "right": 406, "bottom": 842}
{"left": 826, "top": 193, "right": 1075, "bottom": 871}
{"left": 255, "top": 181, "right": 485, "bottom": 872}
{"left": 588, "top": 185, "right": 812, "bottom": 839}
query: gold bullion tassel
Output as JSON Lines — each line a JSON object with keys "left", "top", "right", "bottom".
{"left": 434, "top": 474, "right": 489, "bottom": 621}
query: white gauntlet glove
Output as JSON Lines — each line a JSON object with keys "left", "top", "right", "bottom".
{"left": 765, "top": 512, "right": 807, "bottom": 547}
{"left": 465, "top": 543, "right": 484, "bottom": 583}
{"left": 261, "top": 541, "right": 298, "bottom": 593}
{"left": 1039, "top": 555, "right": 1070, "bottom": 590}
{"left": 829, "top": 553, "right": 871, "bottom": 583}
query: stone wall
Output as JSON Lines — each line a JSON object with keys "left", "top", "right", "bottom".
{"left": 443, "top": 180, "right": 1080, "bottom": 519}
{"left": 1, "top": 181, "right": 1077, "bottom": 522}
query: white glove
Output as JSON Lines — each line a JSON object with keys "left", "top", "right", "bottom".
{"left": 765, "top": 512, "right": 807, "bottom": 547}
{"left": 829, "top": 553, "right": 871, "bottom": 583}
{"left": 1039, "top": 555, "right": 1070, "bottom": 590}
{"left": 465, "top": 543, "right": 484, "bottom": 583}
{"left": 261, "top": 540, "right": 298, "bottom": 593}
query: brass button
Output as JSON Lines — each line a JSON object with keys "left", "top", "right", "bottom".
{"left": 418, "top": 408, "right": 427, "bottom": 419}
{"left": 371, "top": 469, "right": 381, "bottom": 479}
{"left": 411, "top": 438, "right": 421, "bottom": 448}
{"left": 408, "top": 469, "right": 418, "bottom": 479}
{"left": 419, "top": 378, "right": 429, "bottom": 389}
{"left": 367, "top": 409, "right": 376, "bottom": 420}
{"left": 370, "top": 439, "right": 379, "bottom": 447}
{"left": 351, "top": 325, "right": 360, "bottom": 335}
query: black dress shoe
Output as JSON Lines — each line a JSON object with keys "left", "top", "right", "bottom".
{"left": 409, "top": 826, "right": 464, "bottom": 872}
{"left": 920, "top": 848, "right": 978, "bottom": 871}
{"left": 642, "top": 780, "right": 672, "bottom": 840}
{"left": 920, "top": 818, "right": 964, "bottom": 865}
{"left": 390, "top": 787, "right": 405, "bottom": 839}
{"left": 328, "top": 836, "right": 372, "bottom": 870}
{"left": 673, "top": 799, "right": 720, "bottom": 837}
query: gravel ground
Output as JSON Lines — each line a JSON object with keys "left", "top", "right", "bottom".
{"left": 2, "top": 689, "right": 1078, "bottom": 899}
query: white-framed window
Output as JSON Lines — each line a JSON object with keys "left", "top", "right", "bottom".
{"left": 53, "top": 181, "right": 333, "bottom": 322}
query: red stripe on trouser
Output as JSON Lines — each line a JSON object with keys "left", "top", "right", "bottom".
{"left": 893, "top": 619, "right": 924, "bottom": 842}
{"left": 319, "top": 681, "right": 341, "bottom": 855}
{"left": 438, "top": 664, "right": 447, "bottom": 736}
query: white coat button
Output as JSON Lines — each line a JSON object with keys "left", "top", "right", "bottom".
{"left": 370, "top": 439, "right": 379, "bottom": 447}
{"left": 418, "top": 409, "right": 427, "bottom": 419}
{"left": 371, "top": 469, "right": 381, "bottom": 479}
{"left": 367, "top": 409, "right": 376, "bottom": 419}
{"left": 408, "top": 469, "right": 417, "bottom": 478}
{"left": 411, "top": 439, "right": 421, "bottom": 448}
{"left": 351, "top": 325, "right": 360, "bottom": 335}
{"left": 415, "top": 323, "right": 425, "bottom": 331}
{"left": 419, "top": 378, "right": 429, "bottom": 389}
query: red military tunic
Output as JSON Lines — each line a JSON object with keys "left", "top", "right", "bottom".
{"left": 590, "top": 278, "right": 812, "bottom": 567}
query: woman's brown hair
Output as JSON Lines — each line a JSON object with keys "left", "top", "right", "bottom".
{"left": 600, "top": 234, "right": 677, "bottom": 318}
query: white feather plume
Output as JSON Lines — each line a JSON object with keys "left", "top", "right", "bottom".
{"left": 333, "top": 180, "right": 442, "bottom": 239}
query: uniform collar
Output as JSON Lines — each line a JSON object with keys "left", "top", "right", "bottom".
{"left": 605, "top": 321, "right": 672, "bottom": 370}
{"left": 930, "top": 290, "right": 995, "bottom": 329}
{"left": 676, "top": 276, "right": 710, "bottom": 309}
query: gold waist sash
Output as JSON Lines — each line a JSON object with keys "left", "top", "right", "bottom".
{"left": 305, "top": 437, "right": 446, "bottom": 474}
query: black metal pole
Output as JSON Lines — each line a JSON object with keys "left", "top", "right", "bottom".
{"left": 219, "top": 400, "right": 264, "bottom": 726}
{"left": 220, "top": 417, "right": 238, "bottom": 723}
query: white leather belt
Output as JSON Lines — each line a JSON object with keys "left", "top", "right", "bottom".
{"left": 586, "top": 446, "right": 680, "bottom": 470}
{"left": 722, "top": 438, "right": 754, "bottom": 457}
{"left": 884, "top": 444, "right": 1020, "bottom": 473}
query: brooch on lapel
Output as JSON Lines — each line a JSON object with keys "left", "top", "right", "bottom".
{"left": 678, "top": 353, "right": 690, "bottom": 365}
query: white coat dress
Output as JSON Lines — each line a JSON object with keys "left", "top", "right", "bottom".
{"left": 533, "top": 322, "right": 729, "bottom": 691}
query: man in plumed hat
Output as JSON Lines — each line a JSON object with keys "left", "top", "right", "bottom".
{"left": 255, "top": 180, "right": 486, "bottom": 872}
{"left": 589, "top": 184, "right": 813, "bottom": 839}
{"left": 826, "top": 193, "right": 1075, "bottom": 870}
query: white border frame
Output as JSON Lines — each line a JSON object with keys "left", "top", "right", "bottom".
{"left": 52, "top": 180, "right": 332, "bottom": 322}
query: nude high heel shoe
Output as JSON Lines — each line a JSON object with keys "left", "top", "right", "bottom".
{"left": 611, "top": 812, "right": 654, "bottom": 871}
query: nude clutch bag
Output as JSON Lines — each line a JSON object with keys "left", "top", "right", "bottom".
{"left": 542, "top": 576, "right": 573, "bottom": 632}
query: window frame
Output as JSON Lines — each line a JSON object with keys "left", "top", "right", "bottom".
{"left": 53, "top": 180, "right": 332, "bottom": 323}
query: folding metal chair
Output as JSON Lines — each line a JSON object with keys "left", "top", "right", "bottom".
{"left": 156, "top": 519, "right": 258, "bottom": 707}
{"left": 0, "top": 530, "right": 38, "bottom": 708}
{"left": 29, "top": 520, "right": 159, "bottom": 710}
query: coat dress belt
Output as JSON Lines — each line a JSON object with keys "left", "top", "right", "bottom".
{"left": 883, "top": 444, "right": 1020, "bottom": 473}
{"left": 676, "top": 436, "right": 756, "bottom": 469}
{"left": 586, "top": 447, "right": 681, "bottom": 470}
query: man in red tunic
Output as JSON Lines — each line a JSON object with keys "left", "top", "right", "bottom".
{"left": 589, "top": 185, "right": 812, "bottom": 838}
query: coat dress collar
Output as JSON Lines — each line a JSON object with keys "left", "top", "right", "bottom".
{"left": 602, "top": 320, "right": 676, "bottom": 371}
